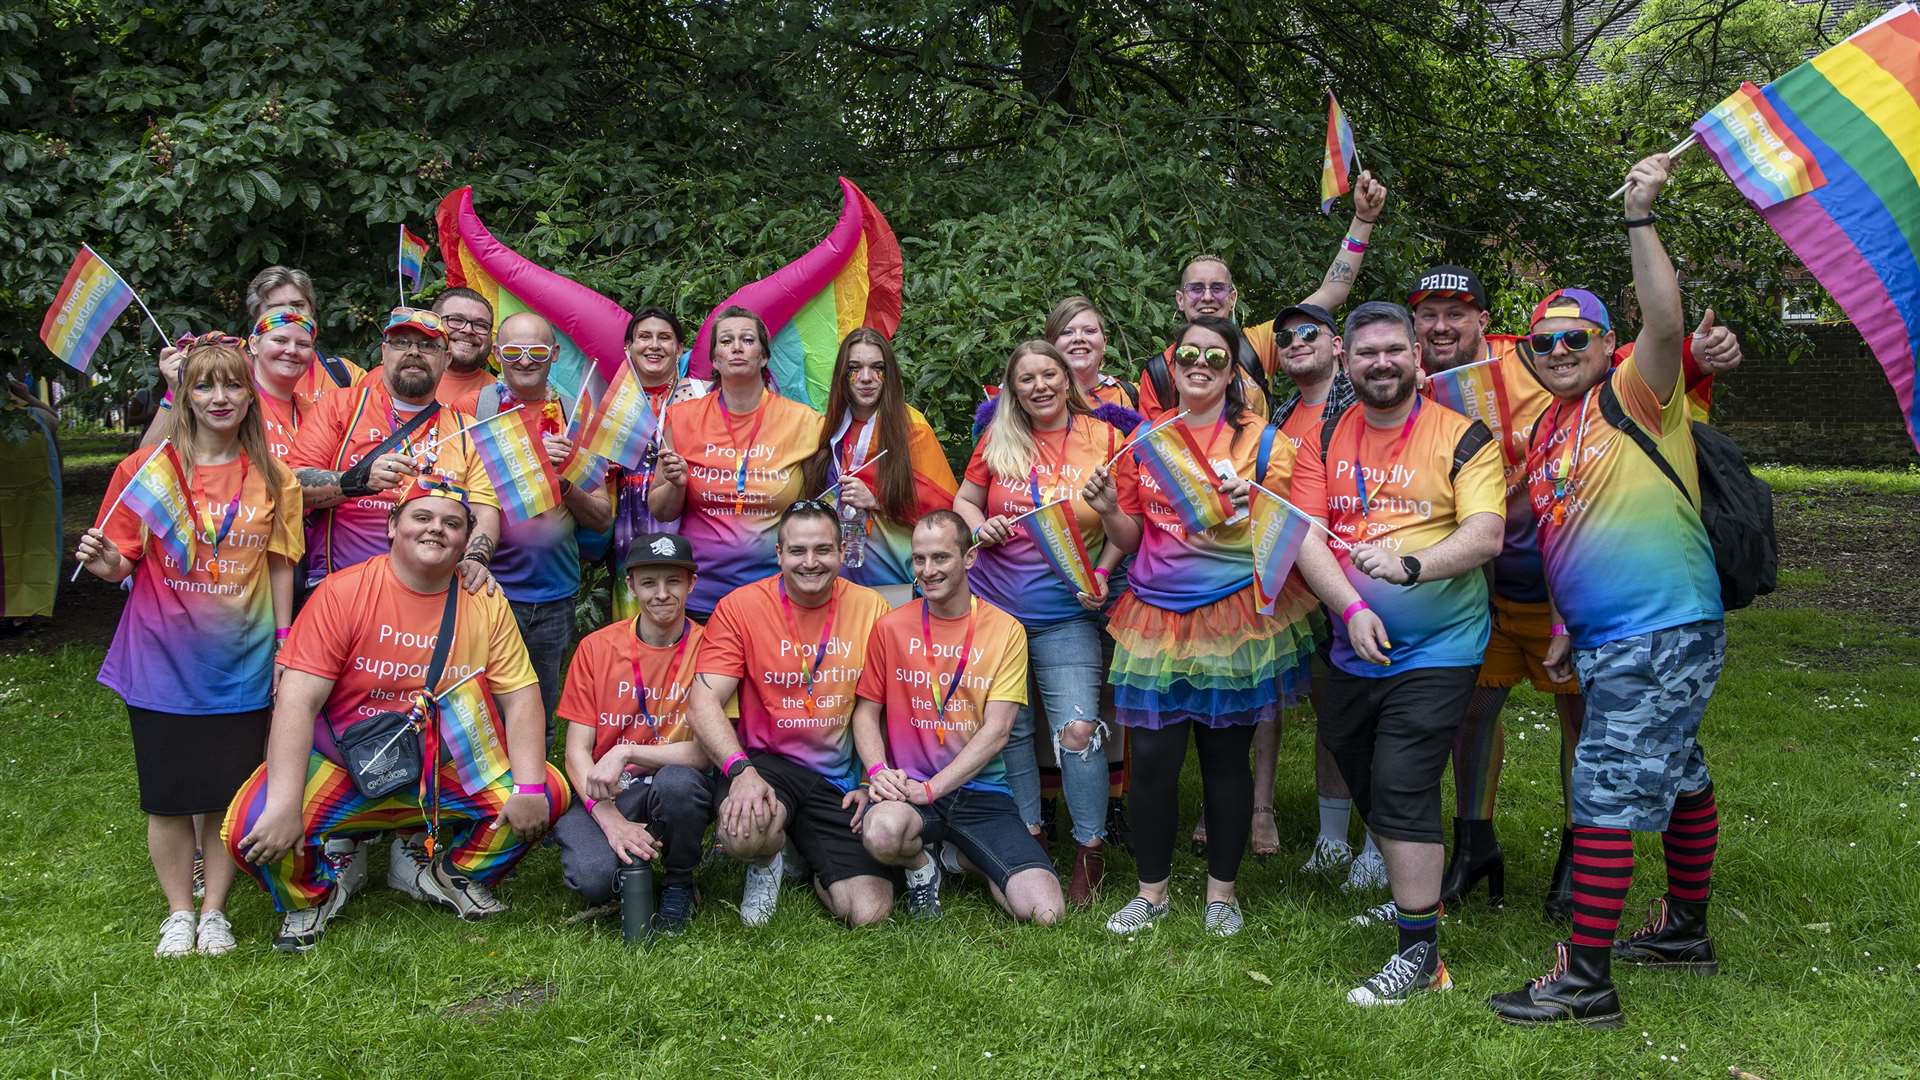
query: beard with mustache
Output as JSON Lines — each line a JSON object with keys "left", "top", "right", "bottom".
{"left": 391, "top": 362, "right": 436, "bottom": 399}
{"left": 1353, "top": 364, "right": 1415, "bottom": 409}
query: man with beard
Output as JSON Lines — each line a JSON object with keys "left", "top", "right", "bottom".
{"left": 1290, "top": 301, "right": 1504, "bottom": 1007}
{"left": 433, "top": 287, "right": 498, "bottom": 414}
{"left": 1408, "top": 265, "right": 1743, "bottom": 917}
{"left": 1137, "top": 172, "right": 1388, "bottom": 421}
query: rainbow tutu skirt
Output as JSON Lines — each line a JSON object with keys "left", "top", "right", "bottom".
{"left": 1107, "top": 578, "right": 1318, "bottom": 730}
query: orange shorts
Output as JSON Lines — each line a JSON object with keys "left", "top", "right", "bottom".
{"left": 1477, "top": 596, "right": 1579, "bottom": 694}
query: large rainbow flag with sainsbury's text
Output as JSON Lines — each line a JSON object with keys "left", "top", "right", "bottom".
{"left": 436, "top": 187, "right": 632, "bottom": 409}
{"left": 689, "top": 178, "right": 902, "bottom": 412}
{"left": 1689, "top": 3, "right": 1920, "bottom": 454}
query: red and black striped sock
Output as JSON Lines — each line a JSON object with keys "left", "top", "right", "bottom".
{"left": 1570, "top": 825, "right": 1634, "bottom": 948}
{"left": 1663, "top": 785, "right": 1718, "bottom": 903}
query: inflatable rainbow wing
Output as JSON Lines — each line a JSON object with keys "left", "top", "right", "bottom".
{"left": 690, "top": 178, "right": 903, "bottom": 412}
{"left": 435, "top": 186, "right": 632, "bottom": 407}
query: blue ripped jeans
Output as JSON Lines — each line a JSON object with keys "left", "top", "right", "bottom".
{"left": 1001, "top": 615, "right": 1109, "bottom": 845}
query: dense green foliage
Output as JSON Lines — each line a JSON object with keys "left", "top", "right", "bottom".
{"left": 0, "top": 0, "right": 1852, "bottom": 447}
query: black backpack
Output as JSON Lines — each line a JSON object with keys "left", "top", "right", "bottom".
{"left": 1145, "top": 335, "right": 1272, "bottom": 415}
{"left": 1595, "top": 382, "right": 1777, "bottom": 610}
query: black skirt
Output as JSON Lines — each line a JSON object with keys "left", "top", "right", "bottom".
{"left": 127, "top": 705, "right": 270, "bottom": 816}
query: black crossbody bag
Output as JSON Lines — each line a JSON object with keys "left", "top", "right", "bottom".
{"left": 327, "top": 583, "right": 459, "bottom": 799}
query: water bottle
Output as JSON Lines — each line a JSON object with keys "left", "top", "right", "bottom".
{"left": 839, "top": 498, "right": 867, "bottom": 568}
{"left": 616, "top": 860, "right": 655, "bottom": 946}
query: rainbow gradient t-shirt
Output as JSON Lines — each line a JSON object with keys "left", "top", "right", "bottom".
{"left": 1292, "top": 400, "right": 1505, "bottom": 676}
{"left": 697, "top": 575, "right": 893, "bottom": 792}
{"left": 856, "top": 597, "right": 1029, "bottom": 795}
{"left": 1114, "top": 414, "right": 1263, "bottom": 614}
{"left": 830, "top": 407, "right": 958, "bottom": 590}
{"left": 964, "top": 416, "right": 1124, "bottom": 626}
{"left": 660, "top": 393, "right": 824, "bottom": 616}
{"left": 96, "top": 452, "right": 304, "bottom": 714}
{"left": 1526, "top": 355, "right": 1722, "bottom": 649}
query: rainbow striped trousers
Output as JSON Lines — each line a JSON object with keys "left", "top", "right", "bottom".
{"left": 221, "top": 752, "right": 570, "bottom": 912}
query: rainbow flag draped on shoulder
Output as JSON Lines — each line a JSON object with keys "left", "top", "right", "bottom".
{"left": 436, "top": 669, "right": 510, "bottom": 795}
{"left": 467, "top": 408, "right": 561, "bottom": 523}
{"left": 1688, "top": 3, "right": 1920, "bottom": 454}
{"left": 117, "top": 443, "right": 196, "bottom": 569}
{"left": 1249, "top": 484, "right": 1313, "bottom": 615}
{"left": 1133, "top": 420, "right": 1235, "bottom": 534}
{"left": 1018, "top": 499, "right": 1097, "bottom": 595}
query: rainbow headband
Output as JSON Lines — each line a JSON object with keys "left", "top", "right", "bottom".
{"left": 252, "top": 309, "right": 318, "bottom": 339}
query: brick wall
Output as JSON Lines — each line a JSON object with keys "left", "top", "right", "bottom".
{"left": 1711, "top": 326, "right": 1916, "bottom": 467}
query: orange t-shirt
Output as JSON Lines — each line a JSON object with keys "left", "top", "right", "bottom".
{"left": 256, "top": 391, "right": 302, "bottom": 461}
{"left": 436, "top": 364, "right": 496, "bottom": 415}
{"left": 293, "top": 356, "right": 365, "bottom": 414}
{"left": 1278, "top": 398, "right": 1327, "bottom": 453}
{"left": 557, "top": 617, "right": 705, "bottom": 773}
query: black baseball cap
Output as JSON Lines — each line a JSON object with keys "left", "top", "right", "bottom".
{"left": 1275, "top": 302, "right": 1337, "bottom": 332}
{"left": 624, "top": 532, "right": 697, "bottom": 572}
{"left": 1407, "top": 265, "right": 1489, "bottom": 311}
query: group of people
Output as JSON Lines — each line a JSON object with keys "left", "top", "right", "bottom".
{"left": 80, "top": 155, "right": 1744, "bottom": 1025}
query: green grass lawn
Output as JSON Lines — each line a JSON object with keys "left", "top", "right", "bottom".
{"left": 4, "top": 469, "right": 1918, "bottom": 1077}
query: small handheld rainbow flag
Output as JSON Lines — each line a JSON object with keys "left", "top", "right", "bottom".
{"left": 40, "top": 245, "right": 141, "bottom": 373}
{"left": 1016, "top": 499, "right": 1097, "bottom": 595}
{"left": 397, "top": 225, "right": 429, "bottom": 297}
{"left": 116, "top": 442, "right": 197, "bottom": 570}
{"left": 1133, "top": 419, "right": 1235, "bottom": 534}
{"left": 1320, "top": 92, "right": 1357, "bottom": 215}
{"left": 1249, "top": 484, "right": 1314, "bottom": 615}
{"left": 1424, "top": 356, "right": 1503, "bottom": 428}
{"left": 468, "top": 407, "right": 562, "bottom": 522}
{"left": 435, "top": 667, "right": 511, "bottom": 795}
{"left": 580, "top": 361, "right": 660, "bottom": 471}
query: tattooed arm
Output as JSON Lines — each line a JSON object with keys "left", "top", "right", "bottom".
{"left": 1300, "top": 170, "right": 1388, "bottom": 312}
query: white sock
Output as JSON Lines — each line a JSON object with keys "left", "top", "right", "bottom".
{"left": 904, "top": 853, "right": 937, "bottom": 886}
{"left": 1358, "top": 832, "right": 1381, "bottom": 860}
{"left": 1317, "top": 796, "right": 1352, "bottom": 845}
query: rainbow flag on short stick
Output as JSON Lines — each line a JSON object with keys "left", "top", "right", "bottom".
{"left": 1132, "top": 419, "right": 1235, "bottom": 534}
{"left": 434, "top": 666, "right": 511, "bottom": 796}
{"left": 39, "top": 245, "right": 165, "bottom": 373}
{"left": 467, "top": 407, "right": 562, "bottom": 522}
{"left": 1424, "top": 355, "right": 1503, "bottom": 426}
{"left": 1248, "top": 483, "right": 1315, "bottom": 615}
{"left": 397, "top": 225, "right": 429, "bottom": 301}
{"left": 1010, "top": 498, "right": 1098, "bottom": 595}
{"left": 1320, "top": 91, "right": 1359, "bottom": 214}
{"left": 76, "top": 440, "right": 195, "bottom": 581}
{"left": 579, "top": 362, "right": 661, "bottom": 470}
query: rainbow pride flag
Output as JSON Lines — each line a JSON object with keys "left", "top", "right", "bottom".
{"left": 435, "top": 669, "right": 510, "bottom": 795}
{"left": 1019, "top": 499, "right": 1097, "bottom": 595}
{"left": 1250, "top": 485, "right": 1313, "bottom": 615}
{"left": 1133, "top": 420, "right": 1235, "bottom": 534}
{"left": 117, "top": 444, "right": 196, "bottom": 570}
{"left": 39, "top": 246, "right": 135, "bottom": 373}
{"left": 397, "top": 225, "right": 429, "bottom": 293}
{"left": 468, "top": 408, "right": 561, "bottom": 523}
{"left": 1425, "top": 358, "right": 1504, "bottom": 428}
{"left": 1689, "top": 4, "right": 1920, "bottom": 453}
{"left": 579, "top": 361, "right": 660, "bottom": 471}
{"left": 1320, "top": 92, "right": 1356, "bottom": 214}
{"left": 436, "top": 186, "right": 633, "bottom": 408}
{"left": 690, "top": 178, "right": 903, "bottom": 411}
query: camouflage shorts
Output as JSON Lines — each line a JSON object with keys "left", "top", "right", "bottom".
{"left": 1569, "top": 620, "right": 1726, "bottom": 832}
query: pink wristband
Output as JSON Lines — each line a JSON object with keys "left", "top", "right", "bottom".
{"left": 1341, "top": 600, "right": 1369, "bottom": 622}
{"left": 923, "top": 776, "right": 938, "bottom": 801}
{"left": 1093, "top": 566, "right": 1111, "bottom": 578}
{"left": 866, "top": 761, "right": 889, "bottom": 780}
{"left": 275, "top": 627, "right": 291, "bottom": 641}
{"left": 511, "top": 783, "right": 546, "bottom": 797}
{"left": 1550, "top": 623, "right": 1568, "bottom": 638}
{"left": 722, "top": 751, "right": 748, "bottom": 777}
{"left": 582, "top": 796, "right": 597, "bottom": 813}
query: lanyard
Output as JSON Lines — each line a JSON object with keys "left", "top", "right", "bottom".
{"left": 629, "top": 618, "right": 693, "bottom": 729}
{"left": 1026, "top": 418, "right": 1073, "bottom": 507}
{"left": 1545, "top": 387, "right": 1596, "bottom": 527}
{"left": 388, "top": 400, "right": 433, "bottom": 464}
{"left": 834, "top": 412, "right": 878, "bottom": 478}
{"left": 717, "top": 394, "right": 769, "bottom": 515}
{"left": 778, "top": 578, "right": 838, "bottom": 704}
{"left": 189, "top": 454, "right": 248, "bottom": 561}
{"left": 1343, "top": 397, "right": 1422, "bottom": 525}
{"left": 257, "top": 381, "right": 298, "bottom": 435}
{"left": 919, "top": 598, "right": 978, "bottom": 745}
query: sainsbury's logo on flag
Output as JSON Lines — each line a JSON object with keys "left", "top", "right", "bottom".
{"left": 117, "top": 443, "right": 197, "bottom": 570}
{"left": 40, "top": 246, "right": 135, "bottom": 373}
{"left": 1691, "top": 81, "right": 1826, "bottom": 210}
{"left": 1019, "top": 499, "right": 1097, "bottom": 595}
{"left": 1424, "top": 357, "right": 1505, "bottom": 433}
{"left": 1249, "top": 484, "right": 1313, "bottom": 615}
{"left": 1133, "top": 420, "right": 1235, "bottom": 534}
{"left": 581, "top": 362, "right": 660, "bottom": 470}
{"left": 435, "top": 669, "right": 510, "bottom": 795}
{"left": 468, "top": 408, "right": 561, "bottom": 523}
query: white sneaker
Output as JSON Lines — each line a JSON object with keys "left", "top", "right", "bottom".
{"left": 1204, "top": 900, "right": 1245, "bottom": 938}
{"left": 1347, "top": 940, "right": 1452, "bottom": 1006}
{"left": 1105, "top": 896, "right": 1170, "bottom": 934}
{"left": 1343, "top": 845, "right": 1388, "bottom": 892}
{"left": 740, "top": 849, "right": 784, "bottom": 927}
{"left": 324, "top": 837, "right": 369, "bottom": 900}
{"left": 386, "top": 833, "right": 432, "bottom": 901}
{"left": 1350, "top": 899, "right": 1399, "bottom": 927}
{"left": 196, "top": 910, "right": 236, "bottom": 956}
{"left": 1301, "top": 836, "right": 1355, "bottom": 875}
{"left": 155, "top": 910, "right": 197, "bottom": 958}
{"left": 273, "top": 883, "right": 349, "bottom": 953}
{"left": 414, "top": 854, "right": 508, "bottom": 920}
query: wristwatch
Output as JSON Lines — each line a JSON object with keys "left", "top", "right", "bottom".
{"left": 1400, "top": 555, "right": 1423, "bottom": 586}
{"left": 724, "top": 755, "right": 753, "bottom": 779}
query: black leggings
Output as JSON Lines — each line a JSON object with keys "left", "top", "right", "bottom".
{"left": 1128, "top": 721, "right": 1256, "bottom": 884}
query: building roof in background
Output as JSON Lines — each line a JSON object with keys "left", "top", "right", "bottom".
{"left": 1490, "top": 0, "right": 1873, "bottom": 84}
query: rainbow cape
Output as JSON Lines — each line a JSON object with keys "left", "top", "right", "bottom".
{"left": 1689, "top": 4, "right": 1920, "bottom": 453}
{"left": 689, "top": 178, "right": 902, "bottom": 411}
{"left": 40, "top": 246, "right": 134, "bottom": 373}
{"left": 117, "top": 444, "right": 196, "bottom": 570}
{"left": 398, "top": 225, "right": 429, "bottom": 293}
{"left": 436, "top": 669, "right": 510, "bottom": 795}
{"left": 1133, "top": 420, "right": 1235, "bottom": 534}
{"left": 1320, "top": 92, "right": 1356, "bottom": 214}
{"left": 436, "top": 187, "right": 631, "bottom": 408}
{"left": 1250, "top": 485, "right": 1312, "bottom": 615}
{"left": 468, "top": 408, "right": 561, "bottom": 523}
{"left": 1019, "top": 499, "right": 1097, "bottom": 595}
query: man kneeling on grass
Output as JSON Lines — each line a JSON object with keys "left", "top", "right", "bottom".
{"left": 852, "top": 511, "right": 1063, "bottom": 924}
{"left": 224, "top": 475, "right": 568, "bottom": 952}
{"left": 555, "top": 533, "right": 713, "bottom": 936}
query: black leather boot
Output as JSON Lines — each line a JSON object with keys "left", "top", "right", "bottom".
{"left": 1439, "top": 818, "right": 1506, "bottom": 907}
{"left": 1490, "top": 941, "right": 1624, "bottom": 1027}
{"left": 1542, "top": 829, "right": 1574, "bottom": 922}
{"left": 1614, "top": 895, "right": 1719, "bottom": 974}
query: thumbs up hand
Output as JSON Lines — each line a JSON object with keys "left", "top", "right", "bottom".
{"left": 1691, "top": 309, "right": 1744, "bottom": 375}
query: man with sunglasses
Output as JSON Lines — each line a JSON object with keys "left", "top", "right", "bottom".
{"left": 1136, "top": 171, "right": 1388, "bottom": 421}
{"left": 433, "top": 287, "right": 498, "bottom": 414}
{"left": 1492, "top": 154, "right": 1727, "bottom": 1027}
{"left": 475, "top": 312, "right": 613, "bottom": 739}
{"left": 1408, "top": 264, "right": 1743, "bottom": 920}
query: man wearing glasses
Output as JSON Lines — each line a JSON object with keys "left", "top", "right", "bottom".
{"left": 475, "top": 312, "right": 612, "bottom": 738}
{"left": 1135, "top": 172, "right": 1388, "bottom": 421}
{"left": 433, "top": 287, "right": 498, "bottom": 414}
